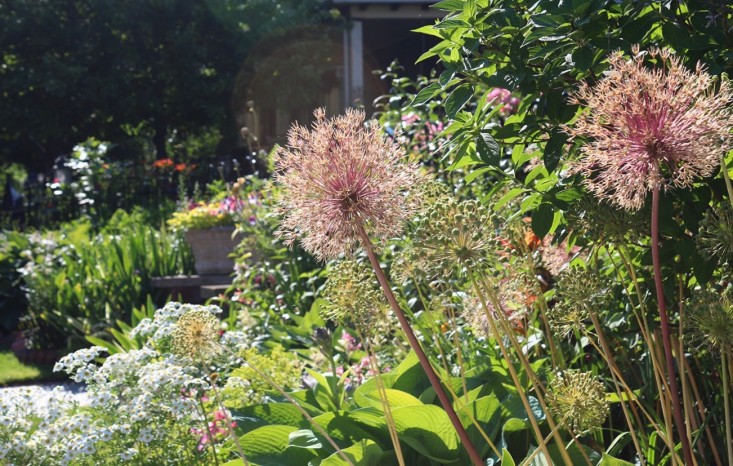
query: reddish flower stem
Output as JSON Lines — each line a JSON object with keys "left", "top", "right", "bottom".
{"left": 651, "top": 186, "right": 694, "bottom": 466}
{"left": 355, "top": 223, "right": 484, "bottom": 466}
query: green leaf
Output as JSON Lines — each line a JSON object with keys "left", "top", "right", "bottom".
{"left": 84, "top": 336, "right": 120, "bottom": 355}
{"left": 477, "top": 130, "right": 501, "bottom": 166}
{"left": 531, "top": 203, "right": 555, "bottom": 238}
{"left": 412, "top": 24, "right": 444, "bottom": 39}
{"left": 391, "top": 404, "right": 460, "bottom": 463}
{"left": 391, "top": 351, "right": 430, "bottom": 394}
{"left": 411, "top": 81, "right": 443, "bottom": 106}
{"left": 354, "top": 386, "right": 422, "bottom": 410}
{"left": 598, "top": 452, "right": 635, "bottom": 465}
{"left": 310, "top": 411, "right": 380, "bottom": 444}
{"left": 502, "top": 448, "right": 517, "bottom": 466}
{"left": 456, "top": 394, "right": 504, "bottom": 457}
{"left": 445, "top": 84, "right": 473, "bottom": 118}
{"left": 239, "top": 425, "right": 318, "bottom": 465}
{"left": 231, "top": 403, "right": 306, "bottom": 434}
{"left": 289, "top": 429, "right": 323, "bottom": 449}
{"left": 464, "top": 167, "right": 492, "bottom": 183}
{"left": 320, "top": 440, "right": 383, "bottom": 466}
{"left": 431, "top": 0, "right": 465, "bottom": 11}
{"left": 543, "top": 129, "right": 566, "bottom": 173}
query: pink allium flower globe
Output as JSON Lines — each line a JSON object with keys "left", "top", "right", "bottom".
{"left": 274, "top": 108, "right": 421, "bottom": 261}
{"left": 566, "top": 45, "right": 733, "bottom": 211}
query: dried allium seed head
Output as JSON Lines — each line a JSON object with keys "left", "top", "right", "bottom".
{"left": 566, "top": 45, "right": 733, "bottom": 211}
{"left": 171, "top": 308, "right": 221, "bottom": 360}
{"left": 274, "top": 108, "right": 422, "bottom": 261}
{"left": 687, "top": 287, "right": 733, "bottom": 351}
{"left": 412, "top": 197, "right": 497, "bottom": 277}
{"left": 697, "top": 204, "right": 733, "bottom": 266}
{"left": 547, "top": 370, "right": 609, "bottom": 433}
{"left": 322, "top": 260, "right": 387, "bottom": 333}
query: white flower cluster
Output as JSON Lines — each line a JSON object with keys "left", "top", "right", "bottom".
{"left": 0, "top": 302, "right": 250, "bottom": 465}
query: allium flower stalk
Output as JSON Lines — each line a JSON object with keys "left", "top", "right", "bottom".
{"left": 565, "top": 45, "right": 733, "bottom": 465}
{"left": 567, "top": 45, "right": 733, "bottom": 211}
{"left": 274, "top": 108, "right": 421, "bottom": 262}
{"left": 274, "top": 109, "right": 484, "bottom": 466}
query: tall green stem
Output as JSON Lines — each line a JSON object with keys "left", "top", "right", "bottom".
{"left": 356, "top": 223, "right": 484, "bottom": 466}
{"left": 651, "top": 186, "right": 695, "bottom": 465}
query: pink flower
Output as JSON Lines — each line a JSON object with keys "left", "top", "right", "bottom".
{"left": 566, "top": 45, "right": 733, "bottom": 211}
{"left": 274, "top": 108, "right": 422, "bottom": 261}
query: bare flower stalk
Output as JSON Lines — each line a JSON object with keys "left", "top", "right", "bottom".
{"left": 360, "top": 334, "right": 407, "bottom": 466}
{"left": 356, "top": 223, "right": 485, "bottom": 466}
{"left": 468, "top": 276, "right": 557, "bottom": 465}
{"left": 652, "top": 186, "right": 695, "bottom": 465}
{"left": 724, "top": 350, "right": 733, "bottom": 466}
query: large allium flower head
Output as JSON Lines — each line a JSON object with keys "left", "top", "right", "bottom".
{"left": 566, "top": 45, "right": 733, "bottom": 211}
{"left": 274, "top": 108, "right": 421, "bottom": 261}
{"left": 687, "top": 286, "right": 733, "bottom": 351}
{"left": 171, "top": 308, "right": 221, "bottom": 361}
{"left": 412, "top": 196, "right": 497, "bottom": 277}
{"left": 697, "top": 204, "right": 733, "bottom": 266}
{"left": 547, "top": 370, "right": 609, "bottom": 433}
{"left": 322, "top": 260, "right": 387, "bottom": 334}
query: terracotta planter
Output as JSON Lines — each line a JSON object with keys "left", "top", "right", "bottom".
{"left": 185, "top": 227, "right": 242, "bottom": 275}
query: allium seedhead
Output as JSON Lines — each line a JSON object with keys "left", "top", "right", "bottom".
{"left": 697, "top": 204, "right": 733, "bottom": 266}
{"left": 548, "top": 267, "right": 610, "bottom": 337}
{"left": 565, "top": 196, "right": 649, "bottom": 244}
{"left": 412, "top": 197, "right": 497, "bottom": 277}
{"left": 171, "top": 308, "right": 221, "bottom": 360}
{"left": 389, "top": 244, "right": 431, "bottom": 286}
{"left": 687, "top": 287, "right": 733, "bottom": 351}
{"left": 322, "top": 260, "right": 387, "bottom": 333}
{"left": 274, "top": 108, "right": 422, "bottom": 261}
{"left": 566, "top": 46, "right": 733, "bottom": 211}
{"left": 547, "top": 370, "right": 609, "bottom": 433}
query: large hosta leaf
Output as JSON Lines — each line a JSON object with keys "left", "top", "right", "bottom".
{"left": 319, "top": 440, "right": 383, "bottom": 466}
{"left": 391, "top": 404, "right": 460, "bottom": 463}
{"left": 235, "top": 425, "right": 318, "bottom": 466}
{"left": 231, "top": 403, "right": 306, "bottom": 435}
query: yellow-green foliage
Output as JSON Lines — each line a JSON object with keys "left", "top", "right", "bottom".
{"left": 222, "top": 345, "right": 304, "bottom": 408}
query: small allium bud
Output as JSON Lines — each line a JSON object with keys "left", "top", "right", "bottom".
{"left": 547, "top": 370, "right": 609, "bottom": 433}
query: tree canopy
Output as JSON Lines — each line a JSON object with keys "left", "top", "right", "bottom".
{"left": 0, "top": 0, "right": 336, "bottom": 171}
